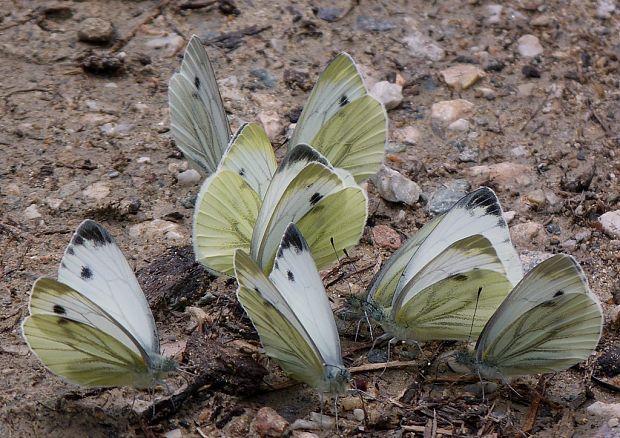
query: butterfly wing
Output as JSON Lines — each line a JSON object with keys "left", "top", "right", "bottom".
{"left": 294, "top": 186, "right": 367, "bottom": 270}
{"left": 169, "top": 35, "right": 230, "bottom": 175}
{"left": 22, "top": 278, "right": 153, "bottom": 387}
{"left": 392, "top": 235, "right": 513, "bottom": 341}
{"left": 218, "top": 122, "right": 277, "bottom": 199}
{"left": 57, "top": 220, "right": 159, "bottom": 355}
{"left": 269, "top": 224, "right": 344, "bottom": 369}
{"left": 367, "top": 214, "right": 444, "bottom": 311}
{"left": 193, "top": 169, "right": 262, "bottom": 276}
{"left": 475, "top": 254, "right": 603, "bottom": 377}
{"left": 397, "top": 187, "right": 523, "bottom": 296}
{"left": 234, "top": 250, "right": 325, "bottom": 389}
{"left": 307, "top": 95, "right": 387, "bottom": 182}
{"left": 290, "top": 53, "right": 367, "bottom": 148}
{"left": 251, "top": 144, "right": 362, "bottom": 272}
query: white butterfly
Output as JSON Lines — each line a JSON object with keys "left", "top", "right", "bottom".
{"left": 444, "top": 254, "right": 603, "bottom": 379}
{"left": 169, "top": 36, "right": 387, "bottom": 183}
{"left": 169, "top": 35, "right": 231, "bottom": 176}
{"left": 234, "top": 223, "right": 349, "bottom": 395}
{"left": 22, "top": 220, "right": 176, "bottom": 388}
{"left": 366, "top": 187, "right": 524, "bottom": 342}
{"left": 193, "top": 123, "right": 368, "bottom": 276}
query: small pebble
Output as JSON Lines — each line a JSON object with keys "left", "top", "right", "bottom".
{"left": 371, "top": 225, "right": 401, "bottom": 250}
{"left": 136, "top": 156, "right": 150, "bottom": 164}
{"left": 392, "top": 126, "right": 421, "bottom": 145}
{"left": 522, "top": 65, "right": 541, "bottom": 78}
{"left": 258, "top": 111, "right": 283, "bottom": 141}
{"left": 251, "top": 407, "right": 289, "bottom": 437}
{"left": 163, "top": 429, "right": 182, "bottom": 438}
{"left": 427, "top": 180, "right": 471, "bottom": 215}
{"left": 402, "top": 31, "right": 445, "bottom": 61}
{"left": 353, "top": 409, "right": 365, "bottom": 422}
{"left": 440, "top": 64, "right": 486, "bottom": 90}
{"left": 316, "top": 7, "right": 344, "bottom": 22}
{"left": 77, "top": 17, "right": 115, "bottom": 44}
{"left": 249, "top": 68, "right": 276, "bottom": 89}
{"left": 24, "top": 204, "right": 42, "bottom": 220}
{"left": 458, "top": 148, "right": 479, "bottom": 163}
{"left": 599, "top": 210, "right": 620, "bottom": 238}
{"left": 431, "top": 99, "right": 475, "bottom": 125}
{"left": 517, "top": 34, "right": 544, "bottom": 58}
{"left": 511, "top": 222, "right": 545, "bottom": 248}
{"left": 609, "top": 418, "right": 619, "bottom": 428}
{"left": 82, "top": 182, "right": 110, "bottom": 200}
{"left": 587, "top": 401, "right": 620, "bottom": 418}
{"left": 146, "top": 33, "right": 184, "bottom": 57}
{"left": 503, "top": 210, "right": 516, "bottom": 224}
{"left": 370, "top": 81, "right": 403, "bottom": 110}
{"left": 597, "top": 0, "right": 616, "bottom": 18}
{"left": 448, "top": 118, "right": 470, "bottom": 132}
{"left": 176, "top": 169, "right": 202, "bottom": 186}
{"left": 100, "top": 122, "right": 132, "bottom": 137}
{"left": 372, "top": 165, "right": 421, "bottom": 206}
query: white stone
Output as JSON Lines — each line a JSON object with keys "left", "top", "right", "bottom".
{"left": 258, "top": 111, "right": 283, "bottom": 142}
{"left": 136, "top": 156, "right": 150, "bottom": 164}
{"left": 599, "top": 210, "right": 620, "bottom": 238}
{"left": 448, "top": 118, "right": 470, "bottom": 132}
{"left": 609, "top": 417, "right": 619, "bottom": 428}
{"left": 24, "top": 204, "right": 42, "bottom": 219}
{"left": 392, "top": 126, "right": 421, "bottom": 145}
{"left": 587, "top": 401, "right": 620, "bottom": 418}
{"left": 58, "top": 181, "right": 81, "bottom": 198}
{"left": 176, "top": 169, "right": 202, "bottom": 186}
{"left": 3, "top": 183, "right": 21, "bottom": 196}
{"left": 517, "top": 83, "right": 536, "bottom": 97}
{"left": 372, "top": 165, "right": 421, "bottom": 206}
{"left": 511, "top": 222, "right": 545, "bottom": 248}
{"left": 100, "top": 122, "right": 132, "bottom": 137}
{"left": 467, "top": 162, "right": 533, "bottom": 191}
{"left": 503, "top": 210, "right": 516, "bottom": 224}
{"left": 402, "top": 30, "right": 445, "bottom": 61}
{"left": 517, "top": 34, "right": 544, "bottom": 58}
{"left": 431, "top": 99, "right": 475, "bottom": 125}
{"left": 597, "top": 0, "right": 616, "bottom": 18}
{"left": 163, "top": 428, "right": 182, "bottom": 438}
{"left": 440, "top": 64, "right": 486, "bottom": 90}
{"left": 370, "top": 81, "right": 403, "bottom": 110}
{"left": 82, "top": 182, "right": 110, "bottom": 200}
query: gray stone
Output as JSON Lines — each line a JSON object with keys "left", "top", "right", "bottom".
{"left": 372, "top": 165, "right": 421, "bottom": 206}
{"left": 370, "top": 81, "right": 403, "bottom": 110}
{"left": 517, "top": 35, "right": 543, "bottom": 58}
{"left": 402, "top": 31, "right": 445, "bottom": 61}
{"left": 600, "top": 210, "right": 620, "bottom": 238}
{"left": 431, "top": 99, "right": 475, "bottom": 125}
{"left": 356, "top": 16, "right": 396, "bottom": 32}
{"left": 427, "top": 180, "right": 471, "bottom": 215}
{"left": 82, "top": 182, "right": 110, "bottom": 200}
{"left": 24, "top": 204, "right": 42, "bottom": 219}
{"left": 597, "top": 0, "right": 616, "bottom": 18}
{"left": 176, "top": 169, "right": 202, "bottom": 186}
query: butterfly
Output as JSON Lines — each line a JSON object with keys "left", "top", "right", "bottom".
{"left": 288, "top": 52, "right": 388, "bottom": 183}
{"left": 168, "top": 35, "right": 231, "bottom": 177}
{"left": 365, "top": 187, "right": 524, "bottom": 342}
{"left": 169, "top": 36, "right": 387, "bottom": 182}
{"left": 234, "top": 223, "right": 349, "bottom": 395}
{"left": 443, "top": 254, "right": 603, "bottom": 379}
{"left": 22, "top": 220, "right": 177, "bottom": 388}
{"left": 193, "top": 122, "right": 367, "bottom": 276}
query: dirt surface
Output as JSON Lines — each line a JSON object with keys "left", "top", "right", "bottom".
{"left": 1, "top": 0, "right": 620, "bottom": 436}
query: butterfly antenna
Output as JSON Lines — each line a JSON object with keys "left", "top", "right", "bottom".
{"left": 334, "top": 395, "right": 340, "bottom": 432}
{"left": 329, "top": 237, "right": 374, "bottom": 341}
{"left": 467, "top": 287, "right": 483, "bottom": 343}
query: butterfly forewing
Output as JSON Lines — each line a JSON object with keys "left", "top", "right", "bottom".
{"left": 476, "top": 254, "right": 603, "bottom": 376}
{"left": 57, "top": 220, "right": 159, "bottom": 354}
{"left": 290, "top": 53, "right": 367, "bottom": 148}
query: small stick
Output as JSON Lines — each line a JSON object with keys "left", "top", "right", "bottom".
{"left": 348, "top": 360, "right": 417, "bottom": 374}
{"left": 514, "top": 375, "right": 546, "bottom": 438}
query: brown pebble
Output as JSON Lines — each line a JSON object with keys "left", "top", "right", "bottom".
{"left": 251, "top": 407, "right": 289, "bottom": 437}
{"left": 372, "top": 225, "right": 402, "bottom": 250}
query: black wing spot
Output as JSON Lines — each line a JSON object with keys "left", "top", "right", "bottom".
{"left": 194, "top": 76, "right": 201, "bottom": 90}
{"left": 60, "top": 262, "right": 67, "bottom": 269}
{"left": 553, "top": 290, "right": 564, "bottom": 298}
{"left": 273, "top": 260, "right": 279, "bottom": 270}
{"left": 452, "top": 274, "right": 469, "bottom": 282}
{"left": 287, "top": 270, "right": 295, "bottom": 282}
{"left": 74, "top": 220, "right": 113, "bottom": 247}
{"left": 81, "top": 266, "right": 93, "bottom": 280}
{"left": 239, "top": 168, "right": 245, "bottom": 176}
{"left": 339, "top": 94, "right": 349, "bottom": 107}
{"left": 279, "top": 225, "right": 307, "bottom": 255}
{"left": 53, "top": 304, "right": 66, "bottom": 315}
{"left": 310, "top": 192, "right": 323, "bottom": 206}
{"left": 466, "top": 188, "right": 501, "bottom": 217}
{"left": 66, "top": 246, "right": 75, "bottom": 256}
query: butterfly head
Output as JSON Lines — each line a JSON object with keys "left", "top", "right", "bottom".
{"left": 135, "top": 353, "right": 178, "bottom": 388}
{"left": 323, "top": 364, "right": 350, "bottom": 395}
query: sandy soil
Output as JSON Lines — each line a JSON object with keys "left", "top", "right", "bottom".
{"left": 1, "top": 0, "right": 619, "bottom": 436}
